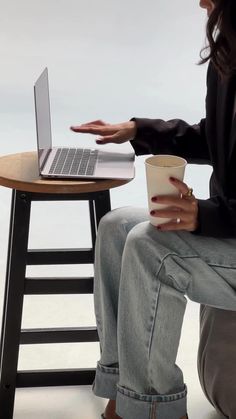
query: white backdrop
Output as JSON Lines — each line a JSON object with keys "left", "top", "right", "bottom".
{"left": 0, "top": 0, "right": 213, "bottom": 238}
{"left": 1, "top": 0, "right": 210, "bottom": 148}
{"left": 0, "top": 1, "right": 216, "bottom": 418}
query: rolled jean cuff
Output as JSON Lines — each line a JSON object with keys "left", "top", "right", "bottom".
{"left": 116, "top": 384, "right": 188, "bottom": 419}
{"left": 92, "top": 361, "right": 119, "bottom": 400}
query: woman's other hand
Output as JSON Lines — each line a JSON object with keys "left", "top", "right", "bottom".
{"left": 70, "top": 120, "right": 137, "bottom": 145}
{"left": 151, "top": 177, "right": 199, "bottom": 232}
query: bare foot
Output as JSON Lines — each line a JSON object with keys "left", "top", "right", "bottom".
{"left": 103, "top": 399, "right": 122, "bottom": 419}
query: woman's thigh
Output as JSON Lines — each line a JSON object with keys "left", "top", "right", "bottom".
{"left": 172, "top": 231, "right": 236, "bottom": 310}
{"left": 124, "top": 222, "right": 236, "bottom": 311}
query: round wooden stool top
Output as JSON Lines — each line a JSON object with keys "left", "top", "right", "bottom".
{"left": 0, "top": 152, "right": 133, "bottom": 194}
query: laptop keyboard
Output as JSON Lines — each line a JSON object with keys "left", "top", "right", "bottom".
{"left": 49, "top": 148, "right": 99, "bottom": 176}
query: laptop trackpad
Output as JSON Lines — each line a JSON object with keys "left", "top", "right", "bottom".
{"left": 95, "top": 150, "right": 135, "bottom": 178}
{"left": 98, "top": 150, "right": 134, "bottom": 164}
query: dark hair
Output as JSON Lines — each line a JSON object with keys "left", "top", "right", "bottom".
{"left": 199, "top": 0, "right": 236, "bottom": 79}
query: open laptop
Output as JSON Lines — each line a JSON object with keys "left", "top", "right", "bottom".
{"left": 34, "top": 68, "right": 135, "bottom": 179}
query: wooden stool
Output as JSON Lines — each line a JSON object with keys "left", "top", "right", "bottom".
{"left": 0, "top": 151, "right": 132, "bottom": 418}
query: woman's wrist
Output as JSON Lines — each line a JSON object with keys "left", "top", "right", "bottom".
{"left": 129, "top": 119, "right": 137, "bottom": 141}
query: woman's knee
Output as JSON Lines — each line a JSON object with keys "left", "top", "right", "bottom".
{"left": 125, "top": 221, "right": 150, "bottom": 247}
{"left": 124, "top": 222, "right": 158, "bottom": 264}
{"left": 98, "top": 206, "right": 148, "bottom": 239}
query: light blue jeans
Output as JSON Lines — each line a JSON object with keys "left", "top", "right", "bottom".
{"left": 92, "top": 207, "right": 236, "bottom": 419}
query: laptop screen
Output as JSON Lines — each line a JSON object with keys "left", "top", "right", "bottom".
{"left": 34, "top": 68, "right": 52, "bottom": 172}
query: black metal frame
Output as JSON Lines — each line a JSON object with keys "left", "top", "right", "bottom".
{"left": 0, "top": 189, "right": 111, "bottom": 419}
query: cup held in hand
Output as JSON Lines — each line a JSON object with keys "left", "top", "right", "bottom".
{"left": 145, "top": 155, "right": 187, "bottom": 226}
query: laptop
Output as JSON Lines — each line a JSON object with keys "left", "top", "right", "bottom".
{"left": 34, "top": 68, "right": 135, "bottom": 180}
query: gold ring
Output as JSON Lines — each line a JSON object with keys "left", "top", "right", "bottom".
{"left": 186, "top": 187, "right": 193, "bottom": 197}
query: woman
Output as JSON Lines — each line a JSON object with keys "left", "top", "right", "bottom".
{"left": 71, "top": 0, "right": 236, "bottom": 418}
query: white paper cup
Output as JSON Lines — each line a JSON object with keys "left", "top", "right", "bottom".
{"left": 145, "top": 155, "right": 187, "bottom": 226}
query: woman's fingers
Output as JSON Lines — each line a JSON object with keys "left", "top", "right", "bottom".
{"left": 169, "top": 177, "right": 192, "bottom": 197}
{"left": 96, "top": 132, "right": 127, "bottom": 144}
{"left": 151, "top": 176, "right": 199, "bottom": 232}
{"left": 70, "top": 124, "right": 125, "bottom": 143}
{"left": 70, "top": 124, "right": 117, "bottom": 135}
{"left": 151, "top": 208, "right": 184, "bottom": 219}
{"left": 71, "top": 120, "right": 107, "bottom": 129}
{"left": 70, "top": 120, "right": 137, "bottom": 145}
{"left": 157, "top": 220, "right": 193, "bottom": 231}
{"left": 151, "top": 195, "right": 195, "bottom": 211}
{"left": 80, "top": 120, "right": 107, "bottom": 127}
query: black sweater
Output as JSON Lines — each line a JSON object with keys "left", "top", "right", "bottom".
{"left": 130, "top": 62, "right": 236, "bottom": 238}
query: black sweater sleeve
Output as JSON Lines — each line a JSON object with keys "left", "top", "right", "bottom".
{"left": 129, "top": 117, "right": 211, "bottom": 165}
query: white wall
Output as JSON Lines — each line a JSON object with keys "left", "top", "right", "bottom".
{"left": 1, "top": 0, "right": 209, "bottom": 145}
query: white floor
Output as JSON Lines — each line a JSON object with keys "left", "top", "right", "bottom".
{"left": 13, "top": 301, "right": 223, "bottom": 419}
{"left": 12, "top": 301, "right": 223, "bottom": 419}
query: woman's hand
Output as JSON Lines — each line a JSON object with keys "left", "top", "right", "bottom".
{"left": 70, "top": 119, "right": 137, "bottom": 145}
{"left": 151, "top": 177, "right": 199, "bottom": 232}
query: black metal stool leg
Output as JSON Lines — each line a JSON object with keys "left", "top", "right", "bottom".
{"left": 94, "top": 190, "right": 111, "bottom": 228}
{"left": 89, "top": 190, "right": 111, "bottom": 356}
{"left": 89, "top": 190, "right": 111, "bottom": 252}
{"left": 0, "top": 190, "right": 16, "bottom": 360}
{"left": 0, "top": 191, "right": 31, "bottom": 419}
